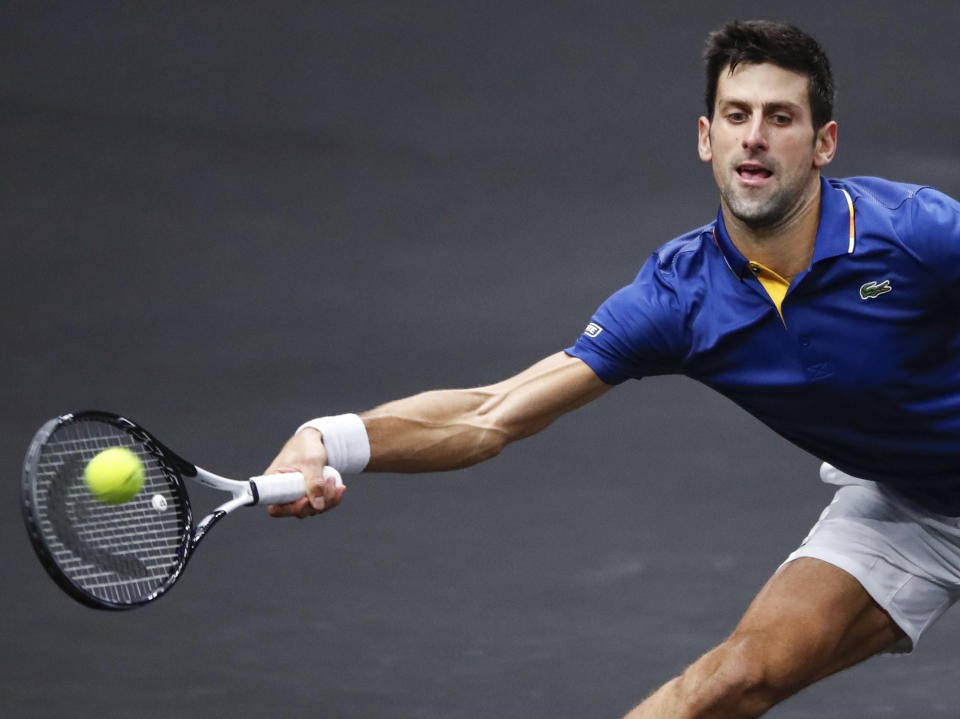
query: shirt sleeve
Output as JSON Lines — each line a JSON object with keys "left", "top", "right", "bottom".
{"left": 565, "top": 254, "right": 686, "bottom": 384}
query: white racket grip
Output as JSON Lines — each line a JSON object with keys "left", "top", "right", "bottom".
{"left": 249, "top": 471, "right": 304, "bottom": 505}
{"left": 248, "top": 467, "right": 342, "bottom": 505}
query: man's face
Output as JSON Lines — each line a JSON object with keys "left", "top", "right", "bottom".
{"left": 698, "top": 62, "right": 837, "bottom": 230}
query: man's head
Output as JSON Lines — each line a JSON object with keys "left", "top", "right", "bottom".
{"left": 704, "top": 20, "right": 835, "bottom": 131}
{"left": 697, "top": 21, "right": 838, "bottom": 232}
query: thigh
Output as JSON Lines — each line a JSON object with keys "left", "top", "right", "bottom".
{"left": 732, "top": 556, "right": 906, "bottom": 687}
{"left": 621, "top": 558, "right": 906, "bottom": 718}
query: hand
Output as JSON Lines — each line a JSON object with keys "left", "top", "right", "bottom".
{"left": 263, "top": 429, "right": 346, "bottom": 518}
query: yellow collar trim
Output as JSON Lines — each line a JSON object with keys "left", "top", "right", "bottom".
{"left": 747, "top": 261, "right": 790, "bottom": 321}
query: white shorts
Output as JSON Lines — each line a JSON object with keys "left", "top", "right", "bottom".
{"left": 784, "top": 463, "right": 960, "bottom": 653}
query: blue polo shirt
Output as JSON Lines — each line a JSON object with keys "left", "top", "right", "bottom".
{"left": 567, "top": 176, "right": 960, "bottom": 514}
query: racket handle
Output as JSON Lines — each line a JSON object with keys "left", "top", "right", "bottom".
{"left": 248, "top": 467, "right": 342, "bottom": 505}
{"left": 249, "top": 471, "right": 304, "bottom": 505}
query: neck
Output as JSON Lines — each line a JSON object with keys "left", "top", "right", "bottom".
{"left": 723, "top": 178, "right": 822, "bottom": 282}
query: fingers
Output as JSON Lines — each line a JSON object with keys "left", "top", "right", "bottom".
{"left": 267, "top": 495, "right": 313, "bottom": 519}
{"left": 268, "top": 469, "right": 346, "bottom": 519}
{"left": 310, "top": 467, "right": 345, "bottom": 511}
{"left": 263, "top": 429, "right": 347, "bottom": 519}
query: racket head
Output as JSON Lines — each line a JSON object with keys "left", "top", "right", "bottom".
{"left": 21, "top": 411, "right": 195, "bottom": 610}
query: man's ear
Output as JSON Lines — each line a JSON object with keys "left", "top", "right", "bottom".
{"left": 698, "top": 116, "right": 713, "bottom": 162}
{"left": 814, "top": 120, "right": 838, "bottom": 168}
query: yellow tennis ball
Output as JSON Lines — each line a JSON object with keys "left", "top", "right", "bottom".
{"left": 83, "top": 447, "right": 145, "bottom": 504}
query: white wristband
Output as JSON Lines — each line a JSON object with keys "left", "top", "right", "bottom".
{"left": 296, "top": 414, "right": 370, "bottom": 475}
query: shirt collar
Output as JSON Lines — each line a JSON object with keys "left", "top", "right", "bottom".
{"left": 711, "top": 176, "right": 855, "bottom": 279}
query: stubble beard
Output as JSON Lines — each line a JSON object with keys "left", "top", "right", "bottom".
{"left": 719, "top": 172, "right": 799, "bottom": 231}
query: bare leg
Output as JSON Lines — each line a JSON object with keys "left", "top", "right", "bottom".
{"left": 623, "top": 558, "right": 906, "bottom": 719}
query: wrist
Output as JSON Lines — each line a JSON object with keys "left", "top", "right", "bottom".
{"left": 296, "top": 413, "right": 370, "bottom": 475}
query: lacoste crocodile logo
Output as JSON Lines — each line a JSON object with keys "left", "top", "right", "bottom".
{"left": 859, "top": 280, "right": 892, "bottom": 300}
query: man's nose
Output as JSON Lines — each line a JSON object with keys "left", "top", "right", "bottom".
{"left": 742, "top": 117, "right": 768, "bottom": 151}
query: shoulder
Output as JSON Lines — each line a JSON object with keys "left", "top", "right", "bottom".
{"left": 600, "top": 223, "right": 719, "bottom": 334}
{"left": 831, "top": 176, "right": 960, "bottom": 220}
{"left": 832, "top": 175, "right": 960, "bottom": 244}
{"left": 603, "top": 223, "right": 718, "bottom": 314}
{"left": 830, "top": 176, "right": 926, "bottom": 210}
{"left": 592, "top": 222, "right": 719, "bottom": 326}
{"left": 833, "top": 176, "right": 960, "bottom": 283}
{"left": 650, "top": 223, "right": 716, "bottom": 277}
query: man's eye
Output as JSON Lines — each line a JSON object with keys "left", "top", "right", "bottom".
{"left": 727, "top": 112, "right": 747, "bottom": 123}
{"left": 771, "top": 115, "right": 792, "bottom": 125}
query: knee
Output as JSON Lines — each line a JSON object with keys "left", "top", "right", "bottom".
{"left": 674, "top": 632, "right": 811, "bottom": 717}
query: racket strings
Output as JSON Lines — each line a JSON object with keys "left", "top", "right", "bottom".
{"left": 30, "top": 419, "right": 189, "bottom": 605}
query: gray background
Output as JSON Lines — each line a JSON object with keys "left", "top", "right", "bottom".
{"left": 3, "top": 1, "right": 959, "bottom": 717}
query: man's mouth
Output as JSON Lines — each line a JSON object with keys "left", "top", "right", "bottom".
{"left": 736, "top": 163, "right": 773, "bottom": 182}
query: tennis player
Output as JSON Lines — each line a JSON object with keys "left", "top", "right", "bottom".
{"left": 266, "top": 20, "right": 960, "bottom": 718}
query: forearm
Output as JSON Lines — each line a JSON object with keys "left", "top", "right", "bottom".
{"left": 360, "top": 352, "right": 609, "bottom": 472}
{"left": 360, "top": 387, "right": 509, "bottom": 472}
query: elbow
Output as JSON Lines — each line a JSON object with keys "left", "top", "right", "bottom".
{"left": 469, "top": 412, "right": 533, "bottom": 464}
{"left": 479, "top": 426, "right": 511, "bottom": 461}
{"left": 452, "top": 425, "right": 509, "bottom": 469}
{"left": 452, "top": 422, "right": 517, "bottom": 470}
{"left": 473, "top": 404, "right": 548, "bottom": 460}
{"left": 457, "top": 384, "right": 552, "bottom": 466}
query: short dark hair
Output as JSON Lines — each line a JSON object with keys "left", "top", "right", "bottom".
{"left": 704, "top": 20, "right": 835, "bottom": 130}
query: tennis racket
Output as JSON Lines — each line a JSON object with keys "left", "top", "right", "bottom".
{"left": 21, "top": 410, "right": 338, "bottom": 611}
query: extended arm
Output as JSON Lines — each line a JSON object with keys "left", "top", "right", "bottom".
{"left": 265, "top": 351, "right": 610, "bottom": 518}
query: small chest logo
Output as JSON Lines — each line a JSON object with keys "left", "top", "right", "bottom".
{"left": 583, "top": 322, "right": 604, "bottom": 338}
{"left": 859, "top": 280, "right": 892, "bottom": 300}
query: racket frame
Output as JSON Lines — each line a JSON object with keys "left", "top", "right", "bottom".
{"left": 22, "top": 410, "right": 317, "bottom": 610}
